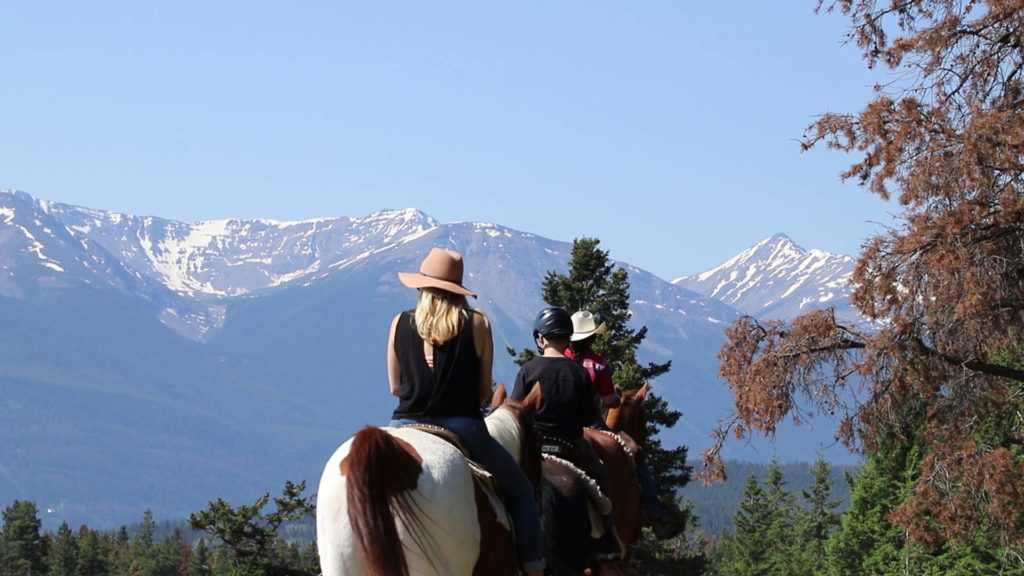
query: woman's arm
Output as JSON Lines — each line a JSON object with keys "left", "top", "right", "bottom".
{"left": 473, "top": 311, "right": 494, "bottom": 403}
{"left": 387, "top": 314, "right": 402, "bottom": 396}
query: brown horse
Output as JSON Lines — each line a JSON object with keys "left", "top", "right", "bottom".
{"left": 604, "top": 383, "right": 649, "bottom": 455}
{"left": 584, "top": 426, "right": 641, "bottom": 561}
{"left": 316, "top": 384, "right": 542, "bottom": 576}
{"left": 603, "top": 383, "right": 654, "bottom": 546}
{"left": 534, "top": 411, "right": 642, "bottom": 574}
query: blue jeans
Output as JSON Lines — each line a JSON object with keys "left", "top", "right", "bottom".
{"left": 637, "top": 459, "right": 663, "bottom": 519}
{"left": 390, "top": 416, "right": 545, "bottom": 572}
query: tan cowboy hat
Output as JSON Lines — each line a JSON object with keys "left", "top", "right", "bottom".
{"left": 398, "top": 247, "right": 477, "bottom": 298}
{"left": 570, "top": 310, "right": 606, "bottom": 341}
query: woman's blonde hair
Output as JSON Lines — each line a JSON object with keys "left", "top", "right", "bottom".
{"left": 414, "top": 287, "right": 475, "bottom": 345}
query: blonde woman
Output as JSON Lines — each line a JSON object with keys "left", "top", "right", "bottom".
{"left": 387, "top": 248, "right": 545, "bottom": 576}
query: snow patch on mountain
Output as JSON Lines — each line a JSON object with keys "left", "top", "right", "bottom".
{"left": 673, "top": 233, "right": 859, "bottom": 322}
{"left": 39, "top": 203, "right": 441, "bottom": 298}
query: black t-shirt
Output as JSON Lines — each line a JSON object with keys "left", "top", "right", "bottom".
{"left": 511, "top": 355, "right": 601, "bottom": 439}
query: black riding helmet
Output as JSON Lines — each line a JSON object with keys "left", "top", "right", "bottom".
{"left": 533, "top": 306, "right": 573, "bottom": 340}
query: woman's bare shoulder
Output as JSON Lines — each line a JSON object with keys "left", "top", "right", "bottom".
{"left": 470, "top": 309, "right": 491, "bottom": 329}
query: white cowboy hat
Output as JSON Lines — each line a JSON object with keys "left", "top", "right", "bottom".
{"left": 570, "top": 310, "right": 607, "bottom": 341}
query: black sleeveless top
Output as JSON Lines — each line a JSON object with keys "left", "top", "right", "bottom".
{"left": 391, "top": 309, "right": 483, "bottom": 420}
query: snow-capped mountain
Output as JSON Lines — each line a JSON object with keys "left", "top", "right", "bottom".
{"left": 3, "top": 188, "right": 440, "bottom": 298}
{"left": 672, "top": 233, "right": 859, "bottom": 322}
{"left": 0, "top": 190, "right": 857, "bottom": 529}
{"left": 1, "top": 189, "right": 441, "bottom": 339}
{"left": 46, "top": 200, "right": 439, "bottom": 298}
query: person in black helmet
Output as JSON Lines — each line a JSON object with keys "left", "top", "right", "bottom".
{"left": 511, "top": 306, "right": 622, "bottom": 560}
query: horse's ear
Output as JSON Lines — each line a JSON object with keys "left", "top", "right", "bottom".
{"left": 521, "top": 382, "right": 543, "bottom": 412}
{"left": 635, "top": 382, "right": 650, "bottom": 401}
{"left": 490, "top": 383, "right": 508, "bottom": 410}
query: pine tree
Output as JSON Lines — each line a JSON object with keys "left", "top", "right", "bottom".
{"left": 716, "top": 474, "right": 772, "bottom": 576}
{"left": 761, "top": 460, "right": 799, "bottom": 576}
{"left": 189, "top": 540, "right": 211, "bottom": 576}
{"left": 46, "top": 523, "right": 78, "bottom": 576}
{"left": 1, "top": 501, "right": 47, "bottom": 576}
{"left": 139, "top": 538, "right": 181, "bottom": 576}
{"left": 823, "top": 445, "right": 1024, "bottom": 576}
{"left": 132, "top": 512, "right": 153, "bottom": 555}
{"left": 713, "top": 462, "right": 822, "bottom": 576}
{"left": 110, "top": 527, "right": 130, "bottom": 576}
{"left": 299, "top": 542, "right": 318, "bottom": 576}
{"left": 188, "top": 480, "right": 313, "bottom": 574}
{"left": 823, "top": 454, "right": 905, "bottom": 576}
{"left": 793, "top": 456, "right": 840, "bottom": 576}
{"left": 75, "top": 528, "right": 109, "bottom": 576}
{"left": 525, "top": 237, "right": 689, "bottom": 497}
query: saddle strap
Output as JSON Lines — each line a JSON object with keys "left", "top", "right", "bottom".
{"left": 540, "top": 434, "right": 580, "bottom": 460}
{"left": 401, "top": 422, "right": 473, "bottom": 459}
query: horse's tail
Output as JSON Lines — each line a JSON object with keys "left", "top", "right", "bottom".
{"left": 345, "top": 426, "right": 422, "bottom": 576}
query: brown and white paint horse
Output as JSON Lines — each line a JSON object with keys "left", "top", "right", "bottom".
{"left": 316, "top": 385, "right": 542, "bottom": 576}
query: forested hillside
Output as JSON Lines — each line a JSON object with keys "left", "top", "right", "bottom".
{"left": 679, "top": 460, "right": 854, "bottom": 540}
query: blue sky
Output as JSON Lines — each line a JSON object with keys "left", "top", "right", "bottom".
{"left": 2, "top": 1, "right": 898, "bottom": 280}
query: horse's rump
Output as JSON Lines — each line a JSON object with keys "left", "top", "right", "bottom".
{"left": 317, "top": 427, "right": 480, "bottom": 576}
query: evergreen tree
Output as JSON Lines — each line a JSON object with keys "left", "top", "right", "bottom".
{"left": 75, "top": 528, "right": 110, "bottom": 576}
{"left": 824, "top": 446, "right": 1024, "bottom": 576}
{"left": 761, "top": 460, "right": 799, "bottom": 576}
{"left": 511, "top": 237, "right": 703, "bottom": 571}
{"left": 45, "top": 523, "right": 78, "bottom": 576}
{"left": 823, "top": 454, "right": 905, "bottom": 576}
{"left": 189, "top": 540, "right": 211, "bottom": 576}
{"left": 1, "top": 501, "right": 46, "bottom": 576}
{"left": 793, "top": 456, "right": 840, "bottom": 575}
{"left": 298, "top": 542, "right": 318, "bottom": 576}
{"left": 109, "top": 527, "right": 130, "bottom": 576}
{"left": 188, "top": 480, "right": 313, "bottom": 575}
{"left": 520, "top": 237, "right": 689, "bottom": 497}
{"left": 630, "top": 506, "right": 712, "bottom": 576}
{"left": 169, "top": 527, "right": 190, "bottom": 576}
{"left": 268, "top": 542, "right": 298, "bottom": 574}
{"left": 137, "top": 537, "right": 182, "bottom": 576}
{"left": 713, "top": 461, "right": 825, "bottom": 576}
{"left": 715, "top": 474, "right": 772, "bottom": 576}
{"left": 132, "top": 512, "right": 154, "bottom": 555}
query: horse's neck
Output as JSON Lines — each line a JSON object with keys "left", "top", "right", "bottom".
{"left": 484, "top": 408, "right": 522, "bottom": 464}
{"left": 617, "top": 406, "right": 646, "bottom": 450}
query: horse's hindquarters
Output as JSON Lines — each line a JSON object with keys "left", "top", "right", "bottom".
{"left": 316, "top": 437, "right": 362, "bottom": 576}
{"left": 316, "top": 427, "right": 482, "bottom": 576}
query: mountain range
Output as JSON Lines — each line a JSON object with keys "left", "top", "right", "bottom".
{"left": 0, "top": 189, "right": 861, "bottom": 529}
